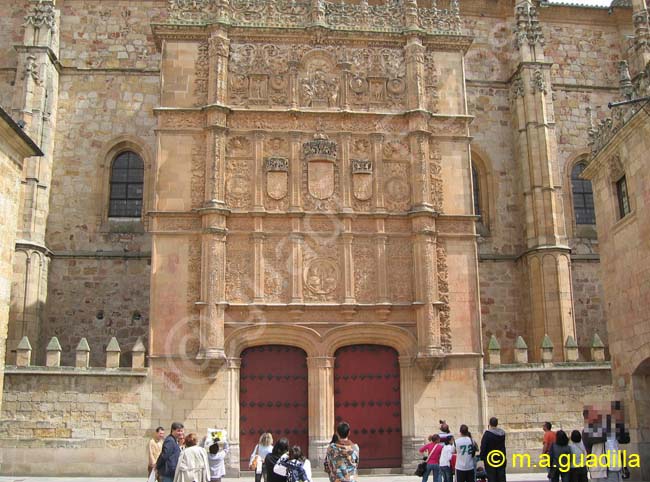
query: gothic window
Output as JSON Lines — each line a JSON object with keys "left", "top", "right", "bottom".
{"left": 571, "top": 162, "right": 595, "bottom": 225}
{"left": 616, "top": 176, "right": 630, "bottom": 219}
{"left": 108, "top": 151, "right": 144, "bottom": 218}
{"left": 471, "top": 163, "right": 481, "bottom": 219}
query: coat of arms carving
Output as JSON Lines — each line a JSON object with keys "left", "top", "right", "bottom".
{"left": 265, "top": 157, "right": 289, "bottom": 200}
{"left": 303, "top": 133, "right": 337, "bottom": 200}
{"left": 351, "top": 159, "right": 373, "bottom": 201}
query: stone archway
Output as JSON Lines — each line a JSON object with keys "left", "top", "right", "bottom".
{"left": 333, "top": 344, "right": 402, "bottom": 469}
{"left": 239, "top": 345, "right": 309, "bottom": 469}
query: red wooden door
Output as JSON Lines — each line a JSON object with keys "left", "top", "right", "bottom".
{"left": 334, "top": 345, "right": 402, "bottom": 468}
{"left": 239, "top": 345, "right": 309, "bottom": 469}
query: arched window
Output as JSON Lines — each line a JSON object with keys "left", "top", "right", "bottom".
{"left": 471, "top": 162, "right": 481, "bottom": 219}
{"left": 109, "top": 151, "right": 144, "bottom": 218}
{"left": 571, "top": 162, "right": 595, "bottom": 225}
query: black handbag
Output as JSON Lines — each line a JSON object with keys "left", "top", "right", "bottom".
{"left": 415, "top": 461, "right": 427, "bottom": 477}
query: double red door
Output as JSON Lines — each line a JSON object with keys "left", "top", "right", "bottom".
{"left": 334, "top": 345, "right": 402, "bottom": 468}
{"left": 239, "top": 345, "right": 309, "bottom": 469}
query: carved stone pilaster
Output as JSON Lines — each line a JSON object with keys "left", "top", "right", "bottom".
{"left": 409, "top": 132, "right": 431, "bottom": 209}
{"left": 341, "top": 224, "right": 355, "bottom": 305}
{"left": 375, "top": 233, "right": 389, "bottom": 304}
{"left": 226, "top": 357, "right": 241, "bottom": 472}
{"left": 306, "top": 356, "right": 335, "bottom": 468}
{"left": 398, "top": 356, "right": 416, "bottom": 437}
{"left": 197, "top": 214, "right": 227, "bottom": 364}
{"left": 371, "top": 134, "right": 385, "bottom": 210}
{"left": 205, "top": 128, "right": 227, "bottom": 208}
{"left": 254, "top": 132, "right": 265, "bottom": 210}
{"left": 290, "top": 133, "right": 302, "bottom": 210}
{"left": 252, "top": 230, "right": 265, "bottom": 303}
{"left": 340, "top": 134, "right": 352, "bottom": 210}
{"left": 208, "top": 33, "right": 230, "bottom": 105}
{"left": 290, "top": 230, "right": 304, "bottom": 304}
{"left": 405, "top": 37, "right": 426, "bottom": 111}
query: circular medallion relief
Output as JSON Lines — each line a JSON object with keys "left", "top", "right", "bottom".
{"left": 384, "top": 176, "right": 410, "bottom": 202}
{"left": 304, "top": 258, "right": 339, "bottom": 295}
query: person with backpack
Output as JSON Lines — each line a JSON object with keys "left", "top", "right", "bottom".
{"left": 266, "top": 438, "right": 290, "bottom": 482}
{"left": 276, "top": 446, "right": 312, "bottom": 482}
{"left": 454, "top": 425, "right": 478, "bottom": 482}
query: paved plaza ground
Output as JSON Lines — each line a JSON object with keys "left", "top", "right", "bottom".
{"left": 0, "top": 475, "right": 551, "bottom": 482}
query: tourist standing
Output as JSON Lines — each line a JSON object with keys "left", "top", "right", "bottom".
{"left": 549, "top": 430, "right": 572, "bottom": 482}
{"left": 148, "top": 426, "right": 165, "bottom": 476}
{"left": 250, "top": 433, "right": 274, "bottom": 482}
{"left": 569, "top": 430, "right": 588, "bottom": 482}
{"left": 325, "top": 421, "right": 360, "bottom": 482}
{"left": 440, "top": 435, "right": 455, "bottom": 482}
{"left": 266, "top": 438, "right": 290, "bottom": 482}
{"left": 208, "top": 438, "right": 229, "bottom": 482}
{"left": 157, "top": 422, "right": 185, "bottom": 482}
{"left": 277, "top": 445, "right": 312, "bottom": 482}
{"left": 455, "top": 425, "right": 478, "bottom": 482}
{"left": 543, "top": 422, "right": 556, "bottom": 455}
{"left": 419, "top": 434, "right": 443, "bottom": 482}
{"left": 174, "top": 433, "right": 210, "bottom": 482}
{"left": 479, "top": 417, "right": 506, "bottom": 482}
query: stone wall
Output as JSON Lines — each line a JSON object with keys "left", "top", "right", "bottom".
{"left": 484, "top": 366, "right": 614, "bottom": 469}
{"left": 0, "top": 371, "right": 152, "bottom": 476}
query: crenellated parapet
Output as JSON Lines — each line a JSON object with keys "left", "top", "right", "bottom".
{"left": 11, "top": 336, "right": 147, "bottom": 371}
{"left": 485, "top": 333, "right": 609, "bottom": 367}
{"left": 165, "top": 0, "right": 462, "bottom": 34}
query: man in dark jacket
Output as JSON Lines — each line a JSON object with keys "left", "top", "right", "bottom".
{"left": 156, "top": 421, "right": 184, "bottom": 482}
{"left": 479, "top": 417, "right": 506, "bottom": 482}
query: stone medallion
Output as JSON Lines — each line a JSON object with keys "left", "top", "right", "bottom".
{"left": 304, "top": 258, "right": 339, "bottom": 295}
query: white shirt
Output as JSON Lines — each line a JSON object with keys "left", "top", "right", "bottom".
{"left": 454, "top": 436, "right": 476, "bottom": 471}
{"left": 440, "top": 444, "right": 455, "bottom": 467}
{"left": 208, "top": 443, "right": 229, "bottom": 479}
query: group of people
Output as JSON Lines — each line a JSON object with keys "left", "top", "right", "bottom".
{"left": 147, "top": 423, "right": 229, "bottom": 482}
{"left": 248, "top": 421, "right": 360, "bottom": 482}
{"left": 419, "top": 417, "right": 629, "bottom": 482}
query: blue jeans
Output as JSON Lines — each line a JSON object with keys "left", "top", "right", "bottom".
{"left": 423, "top": 463, "right": 441, "bottom": 482}
{"left": 441, "top": 466, "right": 453, "bottom": 482}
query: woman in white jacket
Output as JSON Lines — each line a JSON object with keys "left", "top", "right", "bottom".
{"left": 174, "top": 433, "right": 210, "bottom": 482}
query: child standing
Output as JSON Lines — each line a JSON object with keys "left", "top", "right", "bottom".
{"left": 208, "top": 439, "right": 229, "bottom": 482}
{"left": 440, "top": 436, "right": 455, "bottom": 482}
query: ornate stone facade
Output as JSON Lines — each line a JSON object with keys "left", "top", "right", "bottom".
{"left": 0, "top": 0, "right": 637, "bottom": 476}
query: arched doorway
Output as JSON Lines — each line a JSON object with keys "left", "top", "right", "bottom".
{"left": 239, "top": 345, "right": 308, "bottom": 469}
{"left": 334, "top": 344, "right": 402, "bottom": 468}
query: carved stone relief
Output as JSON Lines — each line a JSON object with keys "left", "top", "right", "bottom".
{"left": 429, "top": 142, "right": 443, "bottom": 213}
{"left": 264, "top": 135, "right": 290, "bottom": 209}
{"left": 191, "top": 134, "right": 206, "bottom": 208}
{"left": 424, "top": 52, "right": 439, "bottom": 113}
{"left": 303, "top": 237, "right": 339, "bottom": 302}
{"left": 301, "top": 134, "right": 340, "bottom": 211}
{"left": 437, "top": 242, "right": 451, "bottom": 351}
{"left": 225, "top": 236, "right": 253, "bottom": 302}
{"left": 225, "top": 136, "right": 253, "bottom": 209}
{"left": 264, "top": 237, "right": 291, "bottom": 303}
{"left": 348, "top": 48, "right": 406, "bottom": 110}
{"left": 387, "top": 237, "right": 413, "bottom": 302}
{"left": 299, "top": 50, "right": 339, "bottom": 108}
{"left": 353, "top": 238, "right": 376, "bottom": 303}
{"left": 194, "top": 41, "right": 209, "bottom": 105}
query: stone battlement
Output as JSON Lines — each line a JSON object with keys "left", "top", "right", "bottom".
{"left": 485, "top": 333, "right": 608, "bottom": 366}
{"left": 9, "top": 336, "right": 147, "bottom": 372}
